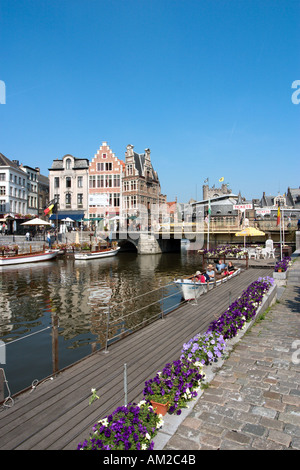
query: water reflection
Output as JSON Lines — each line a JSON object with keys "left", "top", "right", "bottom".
{"left": 0, "top": 250, "right": 203, "bottom": 394}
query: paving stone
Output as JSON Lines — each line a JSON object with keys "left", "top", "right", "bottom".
{"left": 291, "top": 437, "right": 300, "bottom": 450}
{"left": 263, "top": 390, "right": 282, "bottom": 400}
{"left": 165, "top": 435, "right": 200, "bottom": 450}
{"left": 284, "top": 424, "right": 300, "bottom": 437}
{"left": 260, "top": 416, "right": 284, "bottom": 431}
{"left": 267, "top": 429, "right": 292, "bottom": 447}
{"left": 242, "top": 423, "right": 266, "bottom": 437}
{"left": 198, "top": 434, "right": 221, "bottom": 449}
{"left": 282, "top": 394, "right": 300, "bottom": 406}
{"left": 264, "top": 398, "right": 286, "bottom": 412}
{"left": 251, "top": 406, "right": 278, "bottom": 419}
{"left": 251, "top": 438, "right": 286, "bottom": 450}
{"left": 223, "top": 430, "right": 252, "bottom": 446}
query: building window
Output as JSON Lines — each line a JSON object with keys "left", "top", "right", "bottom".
{"left": 54, "top": 194, "right": 60, "bottom": 206}
{"left": 105, "top": 162, "right": 112, "bottom": 171}
{"left": 97, "top": 175, "right": 105, "bottom": 188}
{"left": 77, "top": 193, "right": 83, "bottom": 206}
{"left": 54, "top": 177, "right": 60, "bottom": 188}
{"left": 66, "top": 193, "right": 71, "bottom": 206}
{"left": 131, "top": 196, "right": 137, "bottom": 208}
{"left": 105, "top": 175, "right": 112, "bottom": 188}
{"left": 114, "top": 174, "right": 120, "bottom": 187}
{"left": 77, "top": 176, "right": 83, "bottom": 188}
{"left": 113, "top": 193, "right": 120, "bottom": 207}
{"left": 127, "top": 164, "right": 133, "bottom": 176}
{"left": 66, "top": 158, "right": 72, "bottom": 170}
{"left": 131, "top": 180, "right": 137, "bottom": 191}
{"left": 66, "top": 177, "right": 71, "bottom": 188}
{"left": 89, "top": 175, "right": 96, "bottom": 188}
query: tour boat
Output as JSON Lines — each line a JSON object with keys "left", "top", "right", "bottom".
{"left": 0, "top": 250, "right": 59, "bottom": 267}
{"left": 174, "top": 268, "right": 241, "bottom": 301}
{"left": 74, "top": 246, "right": 120, "bottom": 260}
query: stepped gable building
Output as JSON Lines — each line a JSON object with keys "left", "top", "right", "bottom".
{"left": 88, "top": 142, "right": 125, "bottom": 226}
{"left": 48, "top": 154, "right": 89, "bottom": 223}
{"left": 123, "top": 144, "right": 166, "bottom": 228}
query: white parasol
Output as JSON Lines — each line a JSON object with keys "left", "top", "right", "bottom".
{"left": 21, "top": 218, "right": 52, "bottom": 226}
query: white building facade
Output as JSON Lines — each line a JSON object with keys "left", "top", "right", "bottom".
{"left": 48, "top": 154, "right": 89, "bottom": 223}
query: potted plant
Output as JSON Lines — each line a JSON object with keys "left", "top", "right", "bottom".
{"left": 143, "top": 358, "right": 203, "bottom": 415}
{"left": 273, "top": 256, "right": 291, "bottom": 279}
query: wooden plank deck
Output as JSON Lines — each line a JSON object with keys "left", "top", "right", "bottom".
{"left": 0, "top": 267, "right": 272, "bottom": 450}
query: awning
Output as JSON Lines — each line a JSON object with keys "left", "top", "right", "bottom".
{"left": 49, "top": 212, "right": 84, "bottom": 221}
{"left": 83, "top": 217, "right": 104, "bottom": 221}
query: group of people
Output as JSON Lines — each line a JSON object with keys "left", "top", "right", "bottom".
{"left": 192, "top": 259, "right": 235, "bottom": 283}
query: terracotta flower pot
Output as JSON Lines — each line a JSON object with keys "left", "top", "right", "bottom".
{"left": 150, "top": 400, "right": 169, "bottom": 416}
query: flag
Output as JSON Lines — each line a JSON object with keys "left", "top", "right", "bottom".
{"left": 208, "top": 200, "right": 211, "bottom": 215}
{"left": 44, "top": 203, "right": 54, "bottom": 216}
{"left": 219, "top": 177, "right": 224, "bottom": 182}
{"left": 44, "top": 200, "right": 57, "bottom": 216}
{"left": 277, "top": 206, "right": 281, "bottom": 226}
{"left": 204, "top": 178, "right": 209, "bottom": 183}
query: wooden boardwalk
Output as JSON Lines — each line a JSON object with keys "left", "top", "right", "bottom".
{"left": 0, "top": 267, "right": 272, "bottom": 450}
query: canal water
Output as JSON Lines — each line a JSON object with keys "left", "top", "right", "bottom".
{"left": 0, "top": 247, "right": 205, "bottom": 395}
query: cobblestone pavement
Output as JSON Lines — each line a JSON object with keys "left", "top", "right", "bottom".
{"left": 155, "top": 257, "right": 300, "bottom": 450}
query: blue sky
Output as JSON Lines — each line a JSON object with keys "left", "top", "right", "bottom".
{"left": 1, "top": 0, "right": 299, "bottom": 203}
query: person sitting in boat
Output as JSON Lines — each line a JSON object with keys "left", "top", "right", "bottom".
{"left": 222, "top": 261, "right": 235, "bottom": 276}
{"left": 206, "top": 264, "right": 215, "bottom": 279}
{"left": 192, "top": 271, "right": 206, "bottom": 283}
{"left": 216, "top": 259, "right": 226, "bottom": 272}
{"left": 228, "top": 261, "right": 235, "bottom": 272}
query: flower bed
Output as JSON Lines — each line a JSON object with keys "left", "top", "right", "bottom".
{"left": 143, "top": 358, "right": 203, "bottom": 415}
{"left": 200, "top": 244, "right": 247, "bottom": 258}
{"left": 274, "top": 256, "right": 291, "bottom": 272}
{"left": 78, "top": 276, "right": 275, "bottom": 450}
{"left": 77, "top": 401, "right": 163, "bottom": 450}
{"left": 206, "top": 277, "right": 274, "bottom": 339}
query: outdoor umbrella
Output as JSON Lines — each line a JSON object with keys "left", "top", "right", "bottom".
{"left": 21, "top": 218, "right": 52, "bottom": 226}
{"left": 235, "top": 226, "right": 265, "bottom": 247}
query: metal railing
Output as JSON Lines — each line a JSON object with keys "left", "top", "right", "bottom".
{"left": 0, "top": 279, "right": 185, "bottom": 399}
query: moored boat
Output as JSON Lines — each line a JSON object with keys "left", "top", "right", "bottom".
{"left": 174, "top": 268, "right": 241, "bottom": 301}
{"left": 74, "top": 246, "right": 120, "bottom": 260}
{"left": 0, "top": 250, "right": 59, "bottom": 266}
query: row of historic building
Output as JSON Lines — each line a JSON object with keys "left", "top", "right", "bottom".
{"left": 0, "top": 142, "right": 299, "bottom": 234}
{"left": 48, "top": 142, "right": 167, "bottom": 230}
{"left": 0, "top": 142, "right": 167, "bottom": 232}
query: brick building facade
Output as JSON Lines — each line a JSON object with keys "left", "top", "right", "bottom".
{"left": 88, "top": 142, "right": 124, "bottom": 227}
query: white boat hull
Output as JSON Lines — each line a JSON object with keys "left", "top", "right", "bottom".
{"left": 174, "top": 268, "right": 241, "bottom": 301}
{"left": 74, "top": 247, "right": 120, "bottom": 260}
{"left": 0, "top": 250, "right": 58, "bottom": 266}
